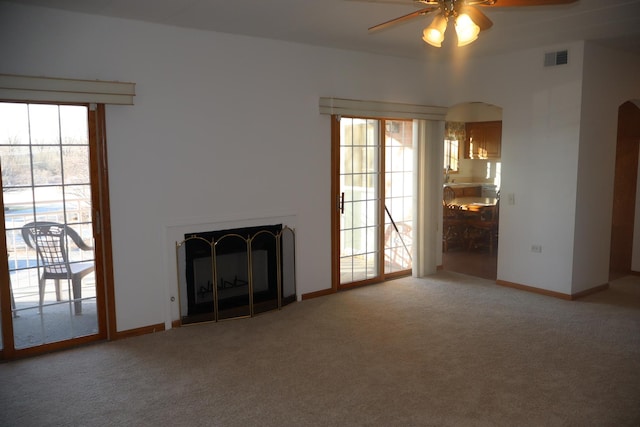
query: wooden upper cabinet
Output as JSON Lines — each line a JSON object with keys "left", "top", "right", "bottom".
{"left": 451, "top": 185, "right": 481, "bottom": 197}
{"left": 465, "top": 121, "right": 502, "bottom": 159}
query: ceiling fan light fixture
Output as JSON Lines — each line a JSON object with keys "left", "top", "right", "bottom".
{"left": 422, "top": 14, "right": 448, "bottom": 47}
{"left": 454, "top": 13, "right": 480, "bottom": 47}
{"left": 371, "top": 0, "right": 576, "bottom": 50}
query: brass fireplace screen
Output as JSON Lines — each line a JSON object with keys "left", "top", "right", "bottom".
{"left": 175, "top": 225, "right": 296, "bottom": 324}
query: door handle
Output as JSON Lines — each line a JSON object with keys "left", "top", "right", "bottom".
{"left": 339, "top": 192, "right": 345, "bottom": 214}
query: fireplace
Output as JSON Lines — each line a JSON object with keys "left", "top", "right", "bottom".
{"left": 179, "top": 223, "right": 296, "bottom": 324}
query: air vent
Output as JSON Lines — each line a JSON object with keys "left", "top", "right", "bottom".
{"left": 544, "top": 50, "right": 568, "bottom": 67}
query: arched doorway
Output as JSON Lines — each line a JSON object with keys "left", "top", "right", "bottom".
{"left": 610, "top": 100, "right": 640, "bottom": 279}
{"left": 442, "top": 102, "right": 502, "bottom": 280}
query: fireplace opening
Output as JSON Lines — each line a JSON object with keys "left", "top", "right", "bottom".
{"left": 180, "top": 224, "right": 295, "bottom": 324}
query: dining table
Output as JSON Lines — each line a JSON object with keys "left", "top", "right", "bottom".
{"left": 445, "top": 196, "right": 500, "bottom": 254}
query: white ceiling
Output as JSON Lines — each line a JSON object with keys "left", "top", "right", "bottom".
{"left": 6, "top": 0, "right": 640, "bottom": 60}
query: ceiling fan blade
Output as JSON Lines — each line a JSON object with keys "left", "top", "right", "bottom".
{"left": 368, "top": 6, "right": 438, "bottom": 32}
{"left": 480, "top": 0, "right": 578, "bottom": 6}
{"left": 462, "top": 6, "right": 493, "bottom": 31}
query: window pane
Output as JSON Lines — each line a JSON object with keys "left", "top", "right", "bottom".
{"left": 0, "top": 103, "right": 29, "bottom": 145}
{"left": 384, "top": 119, "right": 413, "bottom": 274}
{"left": 32, "top": 145, "right": 62, "bottom": 186}
{"left": 29, "top": 104, "right": 61, "bottom": 145}
{"left": 59, "top": 105, "right": 88, "bottom": 144}
{"left": 62, "top": 146, "right": 91, "bottom": 184}
{"left": 0, "top": 145, "right": 32, "bottom": 188}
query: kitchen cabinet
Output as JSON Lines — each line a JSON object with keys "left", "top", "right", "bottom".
{"left": 465, "top": 121, "right": 502, "bottom": 159}
{"left": 446, "top": 184, "right": 482, "bottom": 197}
{"left": 455, "top": 186, "right": 481, "bottom": 197}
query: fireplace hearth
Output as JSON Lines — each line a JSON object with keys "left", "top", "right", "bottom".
{"left": 177, "top": 224, "right": 296, "bottom": 324}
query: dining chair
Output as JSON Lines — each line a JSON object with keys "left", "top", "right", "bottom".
{"left": 442, "top": 187, "right": 468, "bottom": 252}
{"left": 466, "top": 199, "right": 500, "bottom": 255}
{"left": 443, "top": 185, "right": 456, "bottom": 205}
{"left": 21, "top": 221, "right": 94, "bottom": 315}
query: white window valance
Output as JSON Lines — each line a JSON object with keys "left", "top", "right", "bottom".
{"left": 319, "top": 97, "right": 446, "bottom": 121}
{"left": 0, "top": 74, "right": 135, "bottom": 105}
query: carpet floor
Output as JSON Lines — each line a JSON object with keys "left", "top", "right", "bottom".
{"left": 1, "top": 271, "right": 639, "bottom": 426}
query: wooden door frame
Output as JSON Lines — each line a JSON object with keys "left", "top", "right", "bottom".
{"left": 331, "top": 114, "right": 340, "bottom": 294}
{"left": 610, "top": 101, "right": 640, "bottom": 277}
{"left": 90, "top": 104, "right": 117, "bottom": 341}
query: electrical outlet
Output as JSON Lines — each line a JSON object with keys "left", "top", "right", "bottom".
{"left": 507, "top": 193, "right": 515, "bottom": 205}
{"left": 531, "top": 244, "right": 542, "bottom": 253}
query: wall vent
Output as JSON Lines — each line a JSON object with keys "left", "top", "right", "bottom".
{"left": 544, "top": 50, "right": 568, "bottom": 67}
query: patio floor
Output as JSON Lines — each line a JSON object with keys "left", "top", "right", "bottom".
{"left": 5, "top": 270, "right": 98, "bottom": 350}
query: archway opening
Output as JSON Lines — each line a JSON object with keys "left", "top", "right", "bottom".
{"left": 442, "top": 101, "right": 503, "bottom": 280}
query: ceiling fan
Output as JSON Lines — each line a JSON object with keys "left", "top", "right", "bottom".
{"left": 368, "top": 0, "right": 578, "bottom": 47}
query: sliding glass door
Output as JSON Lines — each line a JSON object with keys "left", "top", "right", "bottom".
{"left": 338, "top": 117, "right": 380, "bottom": 285}
{"left": 383, "top": 121, "right": 413, "bottom": 274}
{"left": 0, "top": 102, "right": 106, "bottom": 356}
{"left": 333, "top": 116, "right": 413, "bottom": 289}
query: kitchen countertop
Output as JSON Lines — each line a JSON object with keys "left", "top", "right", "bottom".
{"left": 444, "top": 182, "right": 483, "bottom": 188}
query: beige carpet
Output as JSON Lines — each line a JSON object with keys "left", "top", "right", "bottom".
{"left": 1, "top": 272, "right": 639, "bottom": 426}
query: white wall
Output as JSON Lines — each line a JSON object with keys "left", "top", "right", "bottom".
{"left": 443, "top": 45, "right": 640, "bottom": 293}
{"left": 2, "top": 2, "right": 639, "bottom": 332}
{"left": 435, "top": 41, "right": 640, "bottom": 294}
{"left": 433, "top": 42, "right": 587, "bottom": 294}
{"left": 0, "top": 2, "right": 444, "bottom": 331}
{"left": 447, "top": 102, "right": 502, "bottom": 122}
{"left": 577, "top": 43, "right": 640, "bottom": 287}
